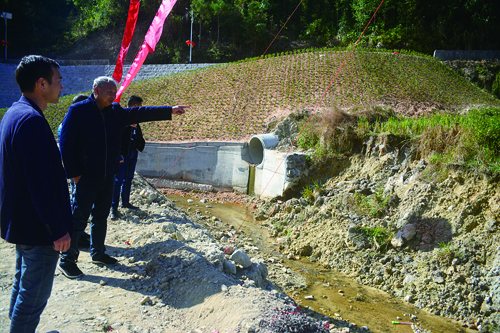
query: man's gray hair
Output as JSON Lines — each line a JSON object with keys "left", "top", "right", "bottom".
{"left": 93, "top": 76, "right": 116, "bottom": 90}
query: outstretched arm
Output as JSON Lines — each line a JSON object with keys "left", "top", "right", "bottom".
{"left": 172, "top": 105, "right": 189, "bottom": 115}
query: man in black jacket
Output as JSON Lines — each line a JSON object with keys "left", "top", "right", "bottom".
{"left": 0, "top": 55, "right": 72, "bottom": 332}
{"left": 58, "top": 76, "right": 188, "bottom": 279}
{"left": 110, "top": 95, "right": 146, "bottom": 220}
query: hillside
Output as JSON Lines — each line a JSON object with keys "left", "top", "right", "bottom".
{"left": 247, "top": 109, "right": 500, "bottom": 331}
{"left": 44, "top": 49, "right": 500, "bottom": 142}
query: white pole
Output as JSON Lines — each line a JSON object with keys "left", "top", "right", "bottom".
{"left": 189, "top": 9, "right": 193, "bottom": 64}
{"left": 1, "top": 12, "right": 12, "bottom": 60}
{"left": 4, "top": 16, "right": 6, "bottom": 60}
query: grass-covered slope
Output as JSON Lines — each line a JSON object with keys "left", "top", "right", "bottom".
{"left": 43, "top": 48, "right": 500, "bottom": 142}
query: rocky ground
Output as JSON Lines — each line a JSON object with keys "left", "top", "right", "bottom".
{"left": 251, "top": 128, "right": 500, "bottom": 332}
{"left": 1, "top": 154, "right": 496, "bottom": 332}
{"left": 0, "top": 175, "right": 360, "bottom": 333}
{"left": 2, "top": 113, "right": 500, "bottom": 333}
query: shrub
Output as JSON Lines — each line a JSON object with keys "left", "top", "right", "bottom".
{"left": 301, "top": 185, "right": 314, "bottom": 203}
{"left": 349, "top": 189, "right": 390, "bottom": 218}
{"left": 361, "top": 226, "right": 393, "bottom": 251}
{"left": 493, "top": 73, "right": 500, "bottom": 99}
{"left": 434, "top": 242, "right": 456, "bottom": 265}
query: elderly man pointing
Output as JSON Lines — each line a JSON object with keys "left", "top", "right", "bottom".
{"left": 58, "top": 76, "right": 188, "bottom": 279}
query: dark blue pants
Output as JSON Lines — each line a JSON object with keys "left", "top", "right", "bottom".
{"left": 60, "top": 174, "right": 114, "bottom": 265}
{"left": 112, "top": 149, "right": 138, "bottom": 209}
{"left": 10, "top": 244, "right": 59, "bottom": 332}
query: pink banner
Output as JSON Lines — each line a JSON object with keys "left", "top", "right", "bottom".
{"left": 113, "top": 0, "right": 141, "bottom": 83}
{"left": 115, "top": 0, "right": 177, "bottom": 102}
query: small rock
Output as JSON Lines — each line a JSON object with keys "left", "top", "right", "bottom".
{"left": 223, "top": 260, "right": 236, "bottom": 275}
{"left": 175, "top": 231, "right": 185, "bottom": 242}
{"left": 404, "top": 295, "right": 414, "bottom": 303}
{"left": 140, "top": 296, "right": 151, "bottom": 305}
{"left": 230, "top": 249, "right": 252, "bottom": 268}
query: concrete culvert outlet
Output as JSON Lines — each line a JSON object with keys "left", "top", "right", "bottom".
{"left": 248, "top": 134, "right": 279, "bottom": 165}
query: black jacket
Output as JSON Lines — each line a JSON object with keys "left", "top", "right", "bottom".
{"left": 60, "top": 95, "right": 172, "bottom": 179}
{"left": 120, "top": 124, "right": 145, "bottom": 156}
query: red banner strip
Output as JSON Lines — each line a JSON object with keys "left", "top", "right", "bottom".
{"left": 115, "top": 0, "right": 177, "bottom": 103}
{"left": 113, "top": 0, "right": 141, "bottom": 83}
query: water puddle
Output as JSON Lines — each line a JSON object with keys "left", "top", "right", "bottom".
{"left": 165, "top": 192, "right": 471, "bottom": 333}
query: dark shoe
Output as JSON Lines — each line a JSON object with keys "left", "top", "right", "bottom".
{"left": 58, "top": 263, "right": 84, "bottom": 279}
{"left": 110, "top": 209, "right": 120, "bottom": 220}
{"left": 77, "top": 232, "right": 91, "bottom": 248}
{"left": 92, "top": 254, "right": 118, "bottom": 266}
{"left": 122, "top": 203, "right": 139, "bottom": 209}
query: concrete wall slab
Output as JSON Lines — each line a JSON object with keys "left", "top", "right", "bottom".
{"left": 136, "top": 141, "right": 249, "bottom": 193}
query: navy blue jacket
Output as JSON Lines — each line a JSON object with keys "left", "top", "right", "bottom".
{"left": 120, "top": 124, "right": 145, "bottom": 156}
{"left": 0, "top": 97, "right": 73, "bottom": 245}
{"left": 59, "top": 96, "right": 172, "bottom": 179}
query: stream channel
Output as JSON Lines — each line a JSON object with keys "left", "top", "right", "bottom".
{"left": 164, "top": 192, "right": 472, "bottom": 333}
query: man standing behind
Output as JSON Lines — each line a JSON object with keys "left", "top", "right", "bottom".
{"left": 58, "top": 76, "right": 188, "bottom": 279}
{"left": 0, "top": 55, "right": 72, "bottom": 332}
{"left": 110, "top": 95, "right": 146, "bottom": 220}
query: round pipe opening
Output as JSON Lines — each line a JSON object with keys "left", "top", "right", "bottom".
{"left": 248, "top": 134, "right": 279, "bottom": 165}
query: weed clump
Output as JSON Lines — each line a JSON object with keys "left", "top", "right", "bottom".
{"left": 295, "top": 104, "right": 500, "bottom": 174}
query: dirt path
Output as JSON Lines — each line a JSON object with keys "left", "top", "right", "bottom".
{"left": 0, "top": 177, "right": 336, "bottom": 333}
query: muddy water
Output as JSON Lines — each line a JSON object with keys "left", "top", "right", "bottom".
{"left": 165, "top": 193, "right": 470, "bottom": 333}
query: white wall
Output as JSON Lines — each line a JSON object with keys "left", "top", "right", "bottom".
{"left": 136, "top": 142, "right": 249, "bottom": 193}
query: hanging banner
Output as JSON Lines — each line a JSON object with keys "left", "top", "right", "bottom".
{"left": 113, "top": 0, "right": 141, "bottom": 83}
{"left": 115, "top": 0, "right": 177, "bottom": 102}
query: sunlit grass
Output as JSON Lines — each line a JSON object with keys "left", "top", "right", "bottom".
{"left": 5, "top": 47, "right": 498, "bottom": 142}
{"left": 297, "top": 105, "right": 500, "bottom": 173}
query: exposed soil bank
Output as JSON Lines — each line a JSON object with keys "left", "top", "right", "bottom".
{"left": 250, "top": 143, "right": 500, "bottom": 332}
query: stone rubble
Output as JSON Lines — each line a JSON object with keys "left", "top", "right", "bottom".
{"left": 253, "top": 126, "right": 500, "bottom": 332}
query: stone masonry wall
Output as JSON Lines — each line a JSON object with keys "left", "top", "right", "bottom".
{"left": 0, "top": 63, "right": 220, "bottom": 108}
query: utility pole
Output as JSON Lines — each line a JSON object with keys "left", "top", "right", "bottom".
{"left": 1, "top": 11, "right": 12, "bottom": 60}
{"left": 189, "top": 9, "right": 193, "bottom": 64}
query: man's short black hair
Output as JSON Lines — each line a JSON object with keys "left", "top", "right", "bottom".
{"left": 72, "top": 94, "right": 88, "bottom": 104}
{"left": 15, "top": 55, "right": 60, "bottom": 93}
{"left": 127, "top": 95, "right": 143, "bottom": 107}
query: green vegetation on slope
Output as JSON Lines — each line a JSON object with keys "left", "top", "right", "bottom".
{"left": 296, "top": 105, "right": 500, "bottom": 174}
{"left": 40, "top": 48, "right": 499, "bottom": 142}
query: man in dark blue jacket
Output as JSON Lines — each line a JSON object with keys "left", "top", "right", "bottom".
{"left": 110, "top": 95, "right": 146, "bottom": 220}
{"left": 0, "top": 55, "right": 72, "bottom": 332}
{"left": 58, "top": 76, "right": 188, "bottom": 279}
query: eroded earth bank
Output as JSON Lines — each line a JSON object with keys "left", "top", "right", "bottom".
{"left": 250, "top": 128, "right": 500, "bottom": 332}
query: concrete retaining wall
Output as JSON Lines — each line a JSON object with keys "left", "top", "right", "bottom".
{"left": 135, "top": 141, "right": 250, "bottom": 194}
{"left": 433, "top": 50, "right": 500, "bottom": 61}
{"left": 135, "top": 141, "right": 299, "bottom": 198}
{"left": 0, "top": 63, "right": 220, "bottom": 108}
{"left": 253, "top": 150, "right": 288, "bottom": 198}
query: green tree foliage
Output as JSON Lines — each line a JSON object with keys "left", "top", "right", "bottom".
{"left": 67, "top": 0, "right": 130, "bottom": 39}
{"left": 0, "top": 0, "right": 76, "bottom": 57}
{"left": 1, "top": 0, "right": 499, "bottom": 62}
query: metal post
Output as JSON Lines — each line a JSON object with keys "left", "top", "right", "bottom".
{"left": 3, "top": 16, "right": 6, "bottom": 59}
{"left": 189, "top": 9, "right": 193, "bottom": 64}
{"left": 1, "top": 12, "right": 12, "bottom": 60}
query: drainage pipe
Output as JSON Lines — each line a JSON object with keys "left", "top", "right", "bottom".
{"left": 247, "top": 134, "right": 280, "bottom": 165}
